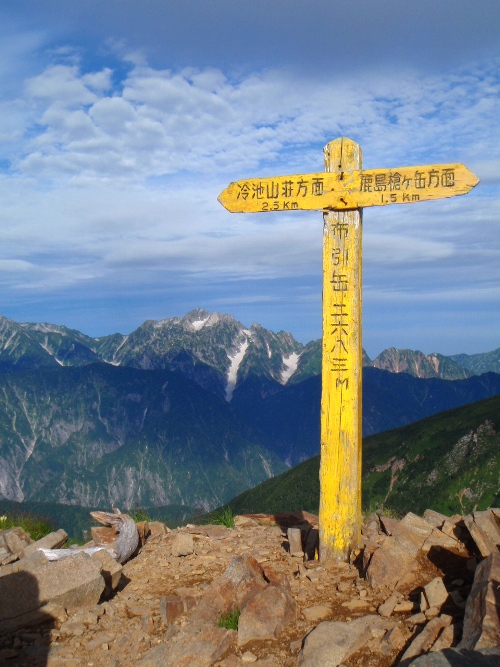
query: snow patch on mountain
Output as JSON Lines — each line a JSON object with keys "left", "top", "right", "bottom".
{"left": 281, "top": 352, "right": 300, "bottom": 384}
{"left": 225, "top": 339, "right": 249, "bottom": 402}
{"left": 39, "top": 338, "right": 63, "bottom": 365}
{"left": 191, "top": 316, "right": 209, "bottom": 331}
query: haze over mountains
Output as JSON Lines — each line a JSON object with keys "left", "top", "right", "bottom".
{"left": 0, "top": 308, "right": 499, "bottom": 512}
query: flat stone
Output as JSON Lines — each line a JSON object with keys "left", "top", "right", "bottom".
{"left": 84, "top": 632, "right": 116, "bottom": 650}
{"left": 464, "top": 511, "right": 500, "bottom": 557}
{"left": 405, "top": 612, "right": 428, "bottom": 625}
{"left": 341, "top": 598, "right": 371, "bottom": 610}
{"left": 241, "top": 651, "right": 258, "bottom": 662}
{"left": 422, "top": 528, "right": 460, "bottom": 553}
{"left": 424, "top": 577, "right": 449, "bottom": 610}
{"left": 190, "top": 555, "right": 266, "bottom": 624}
{"left": 378, "top": 592, "right": 402, "bottom": 617}
{"left": 393, "top": 512, "right": 434, "bottom": 557}
{"left": 287, "top": 527, "right": 303, "bottom": 553}
{"left": 401, "top": 615, "right": 453, "bottom": 662}
{"left": 366, "top": 538, "right": 414, "bottom": 591}
{"left": 459, "top": 551, "right": 500, "bottom": 650}
{"left": 298, "top": 615, "right": 394, "bottom": 667}
{"left": 367, "top": 513, "right": 435, "bottom": 591}
{"left": 67, "top": 608, "right": 99, "bottom": 625}
{"left": 423, "top": 510, "right": 448, "bottom": 529}
{"left": 393, "top": 601, "right": 418, "bottom": 613}
{"left": 160, "top": 595, "right": 185, "bottom": 624}
{"left": 238, "top": 584, "right": 297, "bottom": 645}
{"left": 303, "top": 605, "right": 332, "bottom": 622}
{"left": 1, "top": 527, "right": 33, "bottom": 556}
{"left": 137, "top": 624, "right": 236, "bottom": 667}
{"left": 379, "top": 515, "right": 400, "bottom": 536}
{"left": 149, "top": 521, "right": 169, "bottom": 537}
{"left": 406, "top": 647, "right": 500, "bottom": 666}
{"left": 171, "top": 532, "right": 195, "bottom": 557}
{"left": 136, "top": 520, "right": 151, "bottom": 545}
{"left": 381, "top": 625, "right": 406, "bottom": 653}
{"left": 0, "top": 551, "right": 104, "bottom": 630}
{"left": 234, "top": 516, "right": 259, "bottom": 528}
{"left": 22, "top": 529, "right": 68, "bottom": 558}
{"left": 219, "top": 656, "right": 243, "bottom": 667}
{"left": 91, "top": 548, "right": 122, "bottom": 590}
{"left": 59, "top": 621, "right": 87, "bottom": 636}
{"left": 430, "top": 623, "right": 456, "bottom": 652}
{"left": 441, "top": 519, "right": 463, "bottom": 540}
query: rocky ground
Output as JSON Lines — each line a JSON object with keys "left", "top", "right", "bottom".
{"left": 1, "top": 509, "right": 500, "bottom": 666}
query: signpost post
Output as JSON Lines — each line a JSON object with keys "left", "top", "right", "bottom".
{"left": 218, "top": 137, "right": 479, "bottom": 562}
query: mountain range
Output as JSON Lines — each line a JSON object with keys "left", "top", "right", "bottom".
{"left": 2, "top": 310, "right": 500, "bottom": 398}
{"left": 0, "top": 309, "right": 499, "bottom": 512}
{"left": 221, "top": 394, "right": 500, "bottom": 519}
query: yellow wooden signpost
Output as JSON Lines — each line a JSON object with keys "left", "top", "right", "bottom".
{"left": 218, "top": 137, "right": 479, "bottom": 562}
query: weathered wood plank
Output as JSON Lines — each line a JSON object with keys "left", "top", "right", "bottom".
{"left": 218, "top": 163, "right": 479, "bottom": 213}
{"left": 38, "top": 509, "right": 139, "bottom": 564}
{"left": 319, "top": 137, "right": 362, "bottom": 562}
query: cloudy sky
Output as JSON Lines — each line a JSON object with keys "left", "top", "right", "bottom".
{"left": 0, "top": 1, "right": 499, "bottom": 357}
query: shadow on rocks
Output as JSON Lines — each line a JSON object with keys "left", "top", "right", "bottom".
{"left": 399, "top": 647, "right": 500, "bottom": 666}
{"left": 0, "top": 569, "right": 55, "bottom": 666}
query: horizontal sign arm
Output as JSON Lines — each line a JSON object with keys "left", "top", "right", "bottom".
{"left": 218, "top": 163, "right": 479, "bottom": 213}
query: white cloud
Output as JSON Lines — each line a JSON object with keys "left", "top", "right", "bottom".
{"left": 0, "top": 45, "right": 497, "bottom": 352}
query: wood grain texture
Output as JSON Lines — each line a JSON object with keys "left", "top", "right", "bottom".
{"left": 319, "top": 137, "right": 362, "bottom": 563}
{"left": 218, "top": 163, "right": 479, "bottom": 213}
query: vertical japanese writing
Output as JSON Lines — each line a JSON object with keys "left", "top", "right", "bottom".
{"left": 329, "top": 215, "right": 351, "bottom": 389}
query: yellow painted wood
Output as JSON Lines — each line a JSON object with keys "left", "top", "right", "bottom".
{"left": 218, "top": 163, "right": 479, "bottom": 213}
{"left": 319, "top": 137, "right": 362, "bottom": 562}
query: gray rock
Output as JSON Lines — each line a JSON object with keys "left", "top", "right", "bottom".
{"left": 400, "top": 615, "right": 453, "bottom": 662}
{"left": 298, "top": 615, "right": 393, "bottom": 667}
{"left": 190, "top": 555, "right": 266, "bottom": 624}
{"left": 22, "top": 529, "right": 68, "bottom": 558}
{"left": 137, "top": 624, "right": 236, "bottom": 667}
{"left": 1, "top": 527, "right": 33, "bottom": 556}
{"left": 464, "top": 511, "right": 500, "bottom": 557}
{"left": 377, "top": 592, "right": 402, "bottom": 617}
{"left": 407, "top": 647, "right": 500, "bottom": 666}
{"left": 0, "top": 550, "right": 105, "bottom": 630}
{"left": 423, "top": 510, "right": 448, "bottom": 529}
{"left": 423, "top": 577, "right": 449, "bottom": 610}
{"left": 148, "top": 521, "right": 169, "bottom": 537}
{"left": 367, "top": 512, "right": 434, "bottom": 591}
{"left": 171, "top": 532, "right": 195, "bottom": 557}
{"left": 237, "top": 584, "right": 297, "bottom": 645}
{"left": 287, "top": 527, "right": 303, "bottom": 554}
{"left": 459, "top": 551, "right": 500, "bottom": 650}
{"left": 379, "top": 515, "right": 400, "bottom": 535}
{"left": 421, "top": 528, "right": 460, "bottom": 552}
{"left": 91, "top": 548, "right": 122, "bottom": 590}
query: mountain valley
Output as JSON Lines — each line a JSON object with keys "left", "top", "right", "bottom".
{"left": 0, "top": 308, "right": 499, "bottom": 515}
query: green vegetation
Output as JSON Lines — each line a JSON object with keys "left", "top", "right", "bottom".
{"left": 0, "top": 510, "right": 54, "bottom": 541}
{"left": 210, "top": 506, "right": 235, "bottom": 528}
{"left": 0, "top": 500, "right": 200, "bottom": 541}
{"left": 128, "top": 508, "right": 151, "bottom": 523}
{"left": 210, "top": 395, "right": 500, "bottom": 519}
{"left": 217, "top": 609, "right": 241, "bottom": 630}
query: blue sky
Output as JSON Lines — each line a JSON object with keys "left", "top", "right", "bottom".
{"left": 0, "top": 1, "right": 499, "bottom": 357}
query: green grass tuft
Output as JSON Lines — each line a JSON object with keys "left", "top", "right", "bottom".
{"left": 128, "top": 508, "right": 151, "bottom": 523}
{"left": 210, "top": 506, "right": 235, "bottom": 528}
{"left": 217, "top": 609, "right": 240, "bottom": 630}
{"left": 0, "top": 512, "right": 54, "bottom": 541}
